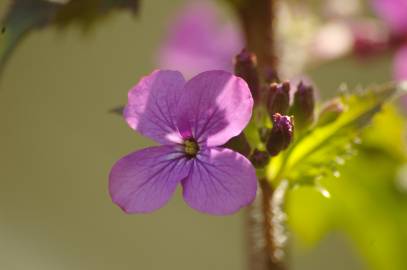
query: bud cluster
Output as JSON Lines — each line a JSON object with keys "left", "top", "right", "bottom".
{"left": 233, "top": 49, "right": 320, "bottom": 164}
{"left": 264, "top": 80, "right": 316, "bottom": 157}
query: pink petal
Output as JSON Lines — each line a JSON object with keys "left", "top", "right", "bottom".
{"left": 109, "top": 146, "right": 191, "bottom": 213}
{"left": 181, "top": 148, "right": 257, "bottom": 215}
{"left": 176, "top": 70, "right": 253, "bottom": 147}
{"left": 372, "top": 0, "right": 407, "bottom": 34}
{"left": 124, "top": 70, "right": 186, "bottom": 144}
{"left": 394, "top": 46, "right": 407, "bottom": 81}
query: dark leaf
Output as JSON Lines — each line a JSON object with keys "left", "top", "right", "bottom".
{"left": 0, "top": 0, "right": 140, "bottom": 71}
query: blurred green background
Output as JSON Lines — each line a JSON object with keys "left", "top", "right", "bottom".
{"left": 0, "top": 0, "right": 402, "bottom": 269}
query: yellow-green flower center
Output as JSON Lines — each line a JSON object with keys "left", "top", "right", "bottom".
{"left": 184, "top": 138, "right": 199, "bottom": 158}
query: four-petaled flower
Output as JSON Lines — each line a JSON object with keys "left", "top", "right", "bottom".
{"left": 109, "top": 70, "right": 257, "bottom": 215}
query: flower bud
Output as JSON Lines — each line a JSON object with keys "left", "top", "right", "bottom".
{"left": 317, "top": 99, "right": 344, "bottom": 126}
{"left": 266, "top": 113, "right": 294, "bottom": 156}
{"left": 250, "top": 149, "right": 270, "bottom": 168}
{"left": 234, "top": 49, "right": 260, "bottom": 102}
{"left": 267, "top": 81, "right": 290, "bottom": 116}
{"left": 224, "top": 132, "right": 251, "bottom": 157}
{"left": 291, "top": 81, "right": 315, "bottom": 130}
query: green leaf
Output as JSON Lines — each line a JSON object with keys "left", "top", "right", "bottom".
{"left": 0, "top": 0, "right": 139, "bottom": 72}
{"left": 244, "top": 106, "right": 271, "bottom": 151}
{"left": 268, "top": 83, "right": 399, "bottom": 184}
{"left": 287, "top": 105, "right": 407, "bottom": 270}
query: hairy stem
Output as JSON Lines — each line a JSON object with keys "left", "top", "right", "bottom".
{"left": 246, "top": 179, "right": 287, "bottom": 270}
{"left": 229, "top": 0, "right": 287, "bottom": 269}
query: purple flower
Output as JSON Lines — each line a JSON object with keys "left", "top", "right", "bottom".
{"left": 371, "top": 0, "right": 407, "bottom": 81}
{"left": 371, "top": 0, "right": 407, "bottom": 35}
{"left": 109, "top": 70, "right": 257, "bottom": 215}
{"left": 157, "top": 1, "right": 244, "bottom": 78}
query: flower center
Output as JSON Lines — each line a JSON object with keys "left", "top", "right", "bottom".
{"left": 183, "top": 138, "right": 199, "bottom": 158}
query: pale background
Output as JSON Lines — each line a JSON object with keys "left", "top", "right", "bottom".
{"left": 0, "top": 0, "right": 389, "bottom": 269}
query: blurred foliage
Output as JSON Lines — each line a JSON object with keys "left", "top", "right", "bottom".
{"left": 0, "top": 0, "right": 139, "bottom": 72}
{"left": 287, "top": 104, "right": 407, "bottom": 270}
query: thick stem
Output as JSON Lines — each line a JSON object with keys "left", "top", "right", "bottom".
{"left": 230, "top": 1, "right": 286, "bottom": 269}
{"left": 246, "top": 180, "right": 287, "bottom": 270}
{"left": 236, "top": 0, "right": 277, "bottom": 72}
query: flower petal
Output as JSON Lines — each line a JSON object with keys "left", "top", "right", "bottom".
{"left": 109, "top": 146, "right": 191, "bottom": 213}
{"left": 394, "top": 46, "right": 407, "bottom": 81}
{"left": 124, "top": 70, "right": 186, "bottom": 144}
{"left": 176, "top": 70, "right": 253, "bottom": 147}
{"left": 181, "top": 147, "right": 257, "bottom": 215}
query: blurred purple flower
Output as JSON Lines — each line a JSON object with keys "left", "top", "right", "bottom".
{"left": 371, "top": 0, "right": 407, "bottom": 80}
{"left": 158, "top": 1, "right": 244, "bottom": 78}
{"left": 109, "top": 70, "right": 257, "bottom": 215}
{"left": 371, "top": 0, "right": 407, "bottom": 35}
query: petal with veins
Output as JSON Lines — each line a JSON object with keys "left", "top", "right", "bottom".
{"left": 124, "top": 70, "right": 186, "bottom": 144}
{"left": 182, "top": 147, "right": 257, "bottom": 215}
{"left": 109, "top": 146, "right": 191, "bottom": 213}
{"left": 176, "top": 70, "right": 253, "bottom": 147}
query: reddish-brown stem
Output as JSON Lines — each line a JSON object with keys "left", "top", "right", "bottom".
{"left": 235, "top": 0, "right": 277, "bottom": 72}
{"left": 230, "top": 1, "right": 286, "bottom": 269}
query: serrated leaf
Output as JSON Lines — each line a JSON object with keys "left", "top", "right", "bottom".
{"left": 287, "top": 105, "right": 407, "bottom": 270}
{"left": 268, "top": 83, "right": 398, "bottom": 183}
{"left": 0, "top": 0, "right": 139, "bottom": 72}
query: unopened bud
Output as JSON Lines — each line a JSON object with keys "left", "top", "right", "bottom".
{"left": 267, "top": 81, "right": 290, "bottom": 116}
{"left": 250, "top": 149, "right": 270, "bottom": 168}
{"left": 317, "top": 99, "right": 344, "bottom": 126}
{"left": 291, "top": 81, "right": 315, "bottom": 130}
{"left": 234, "top": 49, "right": 260, "bottom": 102}
{"left": 266, "top": 114, "right": 294, "bottom": 156}
{"left": 224, "top": 132, "right": 251, "bottom": 157}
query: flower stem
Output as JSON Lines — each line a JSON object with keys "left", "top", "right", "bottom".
{"left": 235, "top": 0, "right": 277, "bottom": 72}
{"left": 230, "top": 0, "right": 288, "bottom": 269}
{"left": 246, "top": 179, "right": 287, "bottom": 270}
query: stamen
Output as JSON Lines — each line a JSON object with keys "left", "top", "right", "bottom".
{"left": 184, "top": 138, "right": 199, "bottom": 158}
